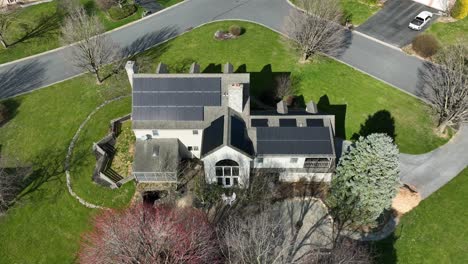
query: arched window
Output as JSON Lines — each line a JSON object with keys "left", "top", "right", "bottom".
{"left": 215, "top": 159, "right": 240, "bottom": 187}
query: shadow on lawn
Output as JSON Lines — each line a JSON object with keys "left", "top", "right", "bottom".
{"left": 317, "top": 95, "right": 347, "bottom": 139}
{"left": 373, "top": 231, "right": 399, "bottom": 264}
{"left": 351, "top": 110, "right": 396, "bottom": 141}
{"left": 9, "top": 12, "right": 61, "bottom": 47}
{"left": 0, "top": 98, "right": 21, "bottom": 127}
{"left": 17, "top": 148, "right": 89, "bottom": 203}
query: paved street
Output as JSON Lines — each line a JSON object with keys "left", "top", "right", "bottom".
{"left": 357, "top": 0, "right": 439, "bottom": 47}
{"left": 0, "top": 0, "right": 430, "bottom": 99}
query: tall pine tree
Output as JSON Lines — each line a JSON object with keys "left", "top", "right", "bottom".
{"left": 329, "top": 133, "right": 400, "bottom": 227}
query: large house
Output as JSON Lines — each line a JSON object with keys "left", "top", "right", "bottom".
{"left": 126, "top": 61, "right": 336, "bottom": 188}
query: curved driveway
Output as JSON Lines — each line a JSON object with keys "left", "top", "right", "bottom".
{"left": 1, "top": 0, "right": 425, "bottom": 99}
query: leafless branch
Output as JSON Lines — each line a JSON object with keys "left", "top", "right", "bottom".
{"left": 60, "top": 7, "right": 120, "bottom": 84}
{"left": 284, "top": 0, "right": 347, "bottom": 61}
{"left": 419, "top": 43, "right": 468, "bottom": 133}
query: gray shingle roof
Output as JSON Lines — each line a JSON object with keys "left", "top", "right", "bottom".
{"left": 256, "top": 127, "right": 334, "bottom": 155}
{"left": 132, "top": 77, "right": 221, "bottom": 121}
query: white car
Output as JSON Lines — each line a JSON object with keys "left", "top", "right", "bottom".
{"left": 409, "top": 11, "right": 433, "bottom": 31}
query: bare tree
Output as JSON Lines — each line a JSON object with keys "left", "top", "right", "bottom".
{"left": 306, "top": 238, "right": 373, "bottom": 264}
{"left": 60, "top": 7, "right": 119, "bottom": 84}
{"left": 79, "top": 204, "right": 221, "bottom": 264}
{"left": 0, "top": 10, "right": 15, "bottom": 49}
{"left": 419, "top": 43, "right": 468, "bottom": 133}
{"left": 56, "top": 0, "right": 81, "bottom": 17}
{"left": 284, "top": 0, "right": 346, "bottom": 61}
{"left": 275, "top": 73, "right": 295, "bottom": 100}
{"left": 0, "top": 157, "right": 30, "bottom": 214}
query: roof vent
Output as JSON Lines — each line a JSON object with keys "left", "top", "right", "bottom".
{"left": 277, "top": 100, "right": 288, "bottom": 114}
{"left": 156, "top": 63, "right": 168, "bottom": 74}
{"left": 189, "top": 63, "right": 200, "bottom": 74}
{"left": 306, "top": 101, "right": 318, "bottom": 114}
{"left": 223, "top": 62, "right": 233, "bottom": 74}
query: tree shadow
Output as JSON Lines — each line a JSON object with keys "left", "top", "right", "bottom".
{"left": 235, "top": 64, "right": 247, "bottom": 73}
{"left": 9, "top": 12, "right": 61, "bottom": 47}
{"left": 120, "top": 26, "right": 179, "bottom": 59}
{"left": 317, "top": 95, "right": 347, "bottom": 138}
{"left": 329, "top": 28, "right": 354, "bottom": 59}
{"left": 351, "top": 110, "right": 396, "bottom": 140}
{"left": 372, "top": 231, "right": 398, "bottom": 264}
{"left": 0, "top": 98, "right": 21, "bottom": 127}
{"left": 169, "top": 57, "right": 196, "bottom": 73}
{"left": 0, "top": 61, "right": 46, "bottom": 99}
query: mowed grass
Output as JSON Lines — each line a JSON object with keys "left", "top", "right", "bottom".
{"left": 0, "top": 20, "right": 451, "bottom": 263}
{"left": 140, "top": 21, "right": 447, "bottom": 154}
{"left": 0, "top": 0, "right": 143, "bottom": 64}
{"left": 376, "top": 168, "right": 468, "bottom": 263}
{"left": 0, "top": 73, "right": 134, "bottom": 263}
{"left": 341, "top": 0, "right": 380, "bottom": 25}
{"left": 427, "top": 17, "right": 468, "bottom": 46}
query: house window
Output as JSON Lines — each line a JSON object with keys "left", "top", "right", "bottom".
{"left": 304, "top": 158, "right": 331, "bottom": 170}
{"left": 152, "top": 130, "right": 159, "bottom": 136}
{"left": 257, "top": 158, "right": 264, "bottom": 164}
{"left": 215, "top": 159, "right": 240, "bottom": 187}
{"left": 193, "top": 130, "right": 199, "bottom": 135}
{"left": 188, "top": 146, "right": 193, "bottom": 151}
{"left": 290, "top": 158, "right": 298, "bottom": 163}
{"left": 193, "top": 146, "right": 199, "bottom": 151}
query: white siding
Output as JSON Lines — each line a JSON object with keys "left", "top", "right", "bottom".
{"left": 279, "top": 172, "right": 332, "bottom": 182}
{"left": 253, "top": 157, "right": 306, "bottom": 169}
{"left": 134, "top": 129, "right": 203, "bottom": 158}
{"left": 202, "top": 146, "right": 252, "bottom": 187}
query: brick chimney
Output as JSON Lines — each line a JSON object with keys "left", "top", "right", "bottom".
{"left": 228, "top": 83, "right": 243, "bottom": 113}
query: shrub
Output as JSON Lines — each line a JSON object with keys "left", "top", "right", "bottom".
{"left": 412, "top": 34, "right": 441, "bottom": 58}
{"left": 107, "top": 4, "right": 137, "bottom": 20}
{"left": 229, "top": 25, "right": 242, "bottom": 36}
{"left": 96, "top": 0, "right": 114, "bottom": 11}
{"left": 0, "top": 103, "right": 8, "bottom": 123}
{"left": 451, "top": 0, "right": 468, "bottom": 19}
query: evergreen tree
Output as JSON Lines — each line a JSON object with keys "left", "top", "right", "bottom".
{"left": 329, "top": 133, "right": 400, "bottom": 227}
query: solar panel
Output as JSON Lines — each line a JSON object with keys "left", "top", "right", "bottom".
{"left": 251, "top": 119, "right": 269, "bottom": 127}
{"left": 306, "top": 119, "right": 324, "bottom": 127}
{"left": 279, "top": 119, "right": 297, "bottom": 127}
{"left": 132, "top": 77, "right": 222, "bottom": 121}
{"left": 256, "top": 127, "right": 333, "bottom": 155}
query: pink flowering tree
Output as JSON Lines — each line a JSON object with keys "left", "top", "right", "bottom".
{"left": 79, "top": 204, "right": 221, "bottom": 264}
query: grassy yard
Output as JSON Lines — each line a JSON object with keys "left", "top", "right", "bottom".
{"left": 376, "top": 168, "right": 468, "bottom": 263}
{"left": 427, "top": 17, "right": 468, "bottom": 47}
{"left": 341, "top": 0, "right": 380, "bottom": 25}
{"left": 0, "top": 0, "right": 145, "bottom": 64}
{"left": 0, "top": 73, "right": 134, "bottom": 263}
{"left": 0, "top": 21, "right": 451, "bottom": 263}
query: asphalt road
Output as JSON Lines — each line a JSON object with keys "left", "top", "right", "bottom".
{"left": 0, "top": 0, "right": 428, "bottom": 98}
{"left": 357, "top": 0, "right": 439, "bottom": 47}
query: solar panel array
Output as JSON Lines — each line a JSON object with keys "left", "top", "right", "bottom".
{"left": 132, "top": 77, "right": 221, "bottom": 121}
{"left": 279, "top": 119, "right": 297, "bottom": 127}
{"left": 256, "top": 127, "right": 333, "bottom": 155}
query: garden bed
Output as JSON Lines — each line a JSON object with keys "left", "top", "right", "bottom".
{"left": 107, "top": 4, "right": 138, "bottom": 21}
{"left": 109, "top": 120, "right": 135, "bottom": 177}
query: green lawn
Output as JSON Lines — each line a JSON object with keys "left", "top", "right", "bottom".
{"left": 0, "top": 21, "right": 450, "bottom": 263}
{"left": 0, "top": 73, "right": 134, "bottom": 263}
{"left": 0, "top": 0, "right": 145, "bottom": 64}
{"left": 376, "top": 168, "right": 468, "bottom": 263}
{"left": 341, "top": 0, "right": 380, "bottom": 25}
{"left": 427, "top": 17, "right": 468, "bottom": 47}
